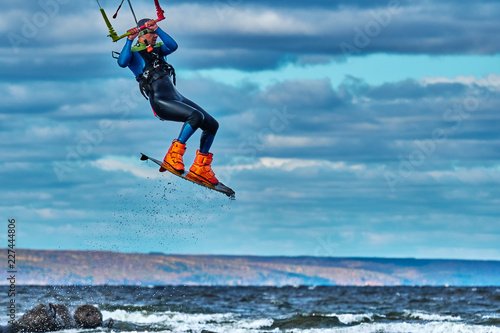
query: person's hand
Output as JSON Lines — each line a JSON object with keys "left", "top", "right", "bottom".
{"left": 145, "top": 19, "right": 158, "bottom": 31}
{"left": 127, "top": 27, "right": 139, "bottom": 40}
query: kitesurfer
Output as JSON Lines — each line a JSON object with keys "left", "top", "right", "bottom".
{"left": 117, "top": 19, "right": 220, "bottom": 185}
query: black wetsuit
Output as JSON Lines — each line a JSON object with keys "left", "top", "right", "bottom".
{"left": 117, "top": 28, "right": 218, "bottom": 152}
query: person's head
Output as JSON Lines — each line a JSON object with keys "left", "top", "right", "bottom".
{"left": 137, "top": 18, "right": 158, "bottom": 46}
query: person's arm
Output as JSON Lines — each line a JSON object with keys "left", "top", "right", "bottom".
{"left": 117, "top": 39, "right": 134, "bottom": 67}
{"left": 155, "top": 27, "right": 178, "bottom": 55}
{"left": 117, "top": 27, "right": 139, "bottom": 67}
{"left": 144, "top": 20, "right": 178, "bottom": 55}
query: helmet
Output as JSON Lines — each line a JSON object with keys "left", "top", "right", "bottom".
{"left": 138, "top": 18, "right": 152, "bottom": 28}
{"left": 137, "top": 18, "right": 155, "bottom": 37}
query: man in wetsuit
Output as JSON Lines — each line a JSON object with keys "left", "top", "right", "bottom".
{"left": 117, "top": 19, "right": 219, "bottom": 185}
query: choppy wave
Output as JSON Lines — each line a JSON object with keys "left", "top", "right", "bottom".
{"left": 102, "top": 309, "right": 237, "bottom": 324}
{"left": 480, "top": 315, "right": 500, "bottom": 326}
{"left": 405, "top": 310, "right": 462, "bottom": 322}
{"left": 2, "top": 286, "right": 499, "bottom": 332}
{"left": 102, "top": 309, "right": 273, "bottom": 332}
{"left": 99, "top": 309, "right": 499, "bottom": 332}
{"left": 332, "top": 313, "right": 375, "bottom": 325}
{"left": 296, "top": 322, "right": 500, "bottom": 333}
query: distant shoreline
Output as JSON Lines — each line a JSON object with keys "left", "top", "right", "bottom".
{"left": 0, "top": 248, "right": 498, "bottom": 287}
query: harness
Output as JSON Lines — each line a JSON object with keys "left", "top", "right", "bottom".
{"left": 135, "top": 45, "right": 176, "bottom": 100}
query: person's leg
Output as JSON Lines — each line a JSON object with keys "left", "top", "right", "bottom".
{"left": 177, "top": 97, "right": 220, "bottom": 184}
{"left": 150, "top": 79, "right": 206, "bottom": 143}
{"left": 179, "top": 96, "right": 219, "bottom": 153}
{"left": 151, "top": 81, "right": 221, "bottom": 181}
{"left": 177, "top": 123, "right": 195, "bottom": 144}
{"left": 150, "top": 97, "right": 207, "bottom": 172}
{"left": 199, "top": 132, "right": 215, "bottom": 154}
{"left": 199, "top": 119, "right": 218, "bottom": 154}
{"left": 152, "top": 98, "right": 205, "bottom": 129}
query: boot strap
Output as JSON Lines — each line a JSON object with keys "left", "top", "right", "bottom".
{"left": 196, "top": 154, "right": 212, "bottom": 165}
{"left": 171, "top": 142, "right": 186, "bottom": 154}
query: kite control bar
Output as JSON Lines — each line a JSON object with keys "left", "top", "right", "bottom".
{"left": 97, "top": 0, "right": 165, "bottom": 42}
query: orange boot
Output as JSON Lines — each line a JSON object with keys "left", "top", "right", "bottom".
{"left": 188, "top": 150, "right": 219, "bottom": 185}
{"left": 163, "top": 140, "right": 186, "bottom": 173}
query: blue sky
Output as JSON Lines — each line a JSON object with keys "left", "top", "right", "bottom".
{"left": 1, "top": 0, "right": 499, "bottom": 260}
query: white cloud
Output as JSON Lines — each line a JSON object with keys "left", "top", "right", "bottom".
{"left": 0, "top": 162, "right": 31, "bottom": 172}
{"left": 34, "top": 208, "right": 88, "bottom": 219}
{"left": 35, "top": 208, "right": 54, "bottom": 218}
{"left": 363, "top": 232, "right": 400, "bottom": 246}
{"left": 264, "top": 134, "right": 336, "bottom": 148}
{"left": 426, "top": 165, "right": 500, "bottom": 184}
{"left": 4, "top": 191, "right": 52, "bottom": 200}
{"left": 7, "top": 85, "right": 29, "bottom": 99}
{"left": 30, "top": 125, "right": 71, "bottom": 140}
{"left": 228, "top": 157, "right": 365, "bottom": 172}
{"left": 420, "top": 74, "right": 500, "bottom": 89}
{"left": 166, "top": 5, "right": 324, "bottom": 35}
{"left": 34, "top": 223, "right": 78, "bottom": 236}
{"left": 91, "top": 156, "right": 162, "bottom": 179}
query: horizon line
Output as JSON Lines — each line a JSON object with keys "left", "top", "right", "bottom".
{"left": 5, "top": 247, "right": 500, "bottom": 262}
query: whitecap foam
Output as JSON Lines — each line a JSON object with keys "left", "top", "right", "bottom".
{"left": 326, "top": 313, "right": 375, "bottom": 325}
{"left": 101, "top": 309, "right": 172, "bottom": 324}
{"left": 101, "top": 309, "right": 273, "bottom": 332}
{"left": 291, "top": 322, "right": 500, "bottom": 333}
{"left": 405, "top": 310, "right": 462, "bottom": 322}
{"left": 162, "top": 317, "right": 274, "bottom": 333}
{"left": 237, "top": 318, "right": 274, "bottom": 329}
{"left": 482, "top": 315, "right": 500, "bottom": 319}
{"left": 102, "top": 309, "right": 237, "bottom": 324}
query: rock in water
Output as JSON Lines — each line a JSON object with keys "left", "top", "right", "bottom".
{"left": 15, "top": 304, "right": 57, "bottom": 332}
{"left": 74, "top": 305, "right": 102, "bottom": 328}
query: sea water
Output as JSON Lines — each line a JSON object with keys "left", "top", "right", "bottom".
{"left": 1, "top": 285, "right": 499, "bottom": 332}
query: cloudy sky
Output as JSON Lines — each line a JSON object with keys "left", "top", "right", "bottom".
{"left": 1, "top": 0, "right": 499, "bottom": 260}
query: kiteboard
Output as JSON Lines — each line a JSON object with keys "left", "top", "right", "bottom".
{"left": 140, "top": 153, "right": 235, "bottom": 199}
